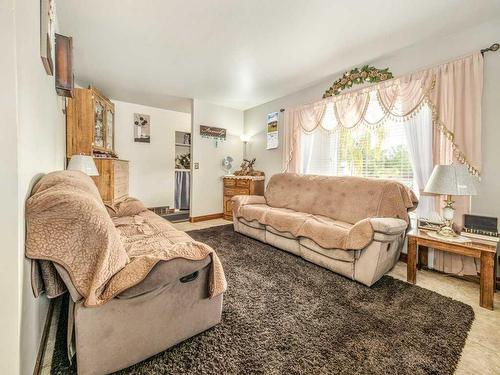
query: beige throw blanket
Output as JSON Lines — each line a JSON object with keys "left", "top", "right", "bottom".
{"left": 26, "top": 171, "right": 226, "bottom": 307}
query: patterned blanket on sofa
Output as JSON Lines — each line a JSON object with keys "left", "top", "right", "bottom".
{"left": 26, "top": 171, "right": 226, "bottom": 307}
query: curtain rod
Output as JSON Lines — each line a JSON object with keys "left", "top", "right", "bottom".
{"left": 279, "top": 42, "right": 499, "bottom": 113}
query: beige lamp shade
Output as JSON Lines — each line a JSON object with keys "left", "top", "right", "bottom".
{"left": 424, "top": 164, "right": 477, "bottom": 196}
{"left": 67, "top": 155, "right": 99, "bottom": 176}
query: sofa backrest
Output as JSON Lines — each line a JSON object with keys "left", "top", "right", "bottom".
{"left": 264, "top": 173, "right": 417, "bottom": 224}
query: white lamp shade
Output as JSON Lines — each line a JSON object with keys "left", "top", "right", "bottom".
{"left": 424, "top": 164, "right": 477, "bottom": 196}
{"left": 240, "top": 134, "right": 251, "bottom": 143}
{"left": 67, "top": 155, "right": 99, "bottom": 176}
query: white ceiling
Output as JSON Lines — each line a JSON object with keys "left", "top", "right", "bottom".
{"left": 57, "top": 0, "right": 500, "bottom": 112}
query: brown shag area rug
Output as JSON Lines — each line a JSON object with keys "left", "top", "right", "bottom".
{"left": 51, "top": 224, "right": 474, "bottom": 375}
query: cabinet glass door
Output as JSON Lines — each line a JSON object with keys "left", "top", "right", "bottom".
{"left": 94, "top": 100, "right": 105, "bottom": 148}
{"left": 106, "top": 108, "right": 114, "bottom": 151}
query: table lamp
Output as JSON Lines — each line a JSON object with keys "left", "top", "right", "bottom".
{"left": 424, "top": 164, "right": 477, "bottom": 238}
{"left": 67, "top": 155, "right": 99, "bottom": 176}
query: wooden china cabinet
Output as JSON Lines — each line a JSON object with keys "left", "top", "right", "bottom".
{"left": 66, "top": 86, "right": 129, "bottom": 204}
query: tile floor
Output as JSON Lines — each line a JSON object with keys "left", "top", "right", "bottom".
{"left": 40, "top": 218, "right": 500, "bottom": 374}
{"left": 388, "top": 263, "right": 500, "bottom": 375}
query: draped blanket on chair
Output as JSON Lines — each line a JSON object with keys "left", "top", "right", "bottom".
{"left": 282, "top": 53, "right": 483, "bottom": 275}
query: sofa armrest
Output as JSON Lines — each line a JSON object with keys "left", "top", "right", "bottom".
{"left": 370, "top": 218, "right": 408, "bottom": 235}
{"left": 231, "top": 195, "right": 266, "bottom": 215}
{"left": 231, "top": 195, "right": 266, "bottom": 205}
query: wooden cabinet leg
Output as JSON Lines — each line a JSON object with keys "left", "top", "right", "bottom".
{"left": 407, "top": 237, "right": 417, "bottom": 284}
{"left": 480, "top": 252, "right": 495, "bottom": 310}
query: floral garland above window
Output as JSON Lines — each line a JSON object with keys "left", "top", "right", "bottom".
{"left": 323, "top": 66, "right": 394, "bottom": 98}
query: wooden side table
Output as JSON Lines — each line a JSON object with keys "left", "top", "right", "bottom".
{"left": 407, "top": 229, "right": 497, "bottom": 310}
{"left": 222, "top": 175, "right": 265, "bottom": 220}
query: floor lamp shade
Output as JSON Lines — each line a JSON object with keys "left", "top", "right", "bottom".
{"left": 67, "top": 155, "right": 99, "bottom": 176}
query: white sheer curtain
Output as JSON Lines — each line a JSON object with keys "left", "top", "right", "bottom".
{"left": 402, "top": 105, "right": 435, "bottom": 267}
{"left": 301, "top": 130, "right": 315, "bottom": 173}
{"left": 403, "top": 104, "right": 435, "bottom": 218}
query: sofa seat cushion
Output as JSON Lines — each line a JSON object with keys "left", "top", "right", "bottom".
{"left": 264, "top": 207, "right": 311, "bottom": 234}
{"left": 299, "top": 215, "right": 352, "bottom": 249}
{"left": 238, "top": 217, "right": 265, "bottom": 230}
{"left": 238, "top": 204, "right": 270, "bottom": 223}
{"left": 266, "top": 225, "right": 297, "bottom": 239}
{"left": 299, "top": 215, "right": 373, "bottom": 250}
{"left": 236, "top": 203, "right": 373, "bottom": 250}
{"left": 239, "top": 204, "right": 311, "bottom": 234}
{"left": 299, "top": 237, "right": 356, "bottom": 262}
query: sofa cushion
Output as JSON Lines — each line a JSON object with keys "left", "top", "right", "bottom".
{"left": 300, "top": 215, "right": 352, "bottom": 247}
{"left": 239, "top": 205, "right": 311, "bottom": 234}
{"left": 266, "top": 225, "right": 296, "bottom": 239}
{"left": 238, "top": 204, "right": 270, "bottom": 223}
{"left": 264, "top": 207, "right": 311, "bottom": 234}
{"left": 236, "top": 204, "right": 373, "bottom": 250}
{"left": 238, "top": 217, "right": 265, "bottom": 229}
{"left": 300, "top": 215, "right": 373, "bottom": 250}
{"left": 264, "top": 173, "right": 417, "bottom": 224}
{"left": 299, "top": 237, "right": 356, "bottom": 262}
{"left": 109, "top": 197, "right": 148, "bottom": 217}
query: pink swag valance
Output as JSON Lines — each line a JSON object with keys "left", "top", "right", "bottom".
{"left": 283, "top": 53, "right": 483, "bottom": 177}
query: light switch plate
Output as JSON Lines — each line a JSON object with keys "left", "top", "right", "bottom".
{"left": 194, "top": 162, "right": 199, "bottom": 169}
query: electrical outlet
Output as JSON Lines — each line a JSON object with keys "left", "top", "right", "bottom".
{"left": 194, "top": 162, "right": 199, "bottom": 169}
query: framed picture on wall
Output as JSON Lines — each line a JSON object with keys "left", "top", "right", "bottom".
{"left": 266, "top": 112, "right": 279, "bottom": 149}
{"left": 134, "top": 113, "right": 151, "bottom": 143}
{"left": 40, "top": 0, "right": 56, "bottom": 75}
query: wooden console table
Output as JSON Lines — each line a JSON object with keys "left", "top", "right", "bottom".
{"left": 407, "top": 229, "right": 497, "bottom": 310}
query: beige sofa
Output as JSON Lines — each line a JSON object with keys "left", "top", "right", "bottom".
{"left": 232, "top": 173, "right": 417, "bottom": 286}
{"left": 25, "top": 171, "right": 225, "bottom": 375}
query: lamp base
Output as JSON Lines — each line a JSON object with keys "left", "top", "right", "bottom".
{"left": 437, "top": 224, "right": 457, "bottom": 238}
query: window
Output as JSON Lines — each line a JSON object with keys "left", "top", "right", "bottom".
{"left": 301, "top": 97, "right": 415, "bottom": 189}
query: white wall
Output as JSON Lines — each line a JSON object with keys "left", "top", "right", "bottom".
{"left": 113, "top": 100, "right": 191, "bottom": 208}
{"left": 191, "top": 100, "right": 244, "bottom": 217}
{"left": 0, "top": 1, "right": 22, "bottom": 373}
{"left": 0, "top": 0, "right": 66, "bottom": 374}
{"left": 244, "top": 17, "right": 500, "bottom": 221}
{"left": 17, "top": 0, "right": 66, "bottom": 373}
